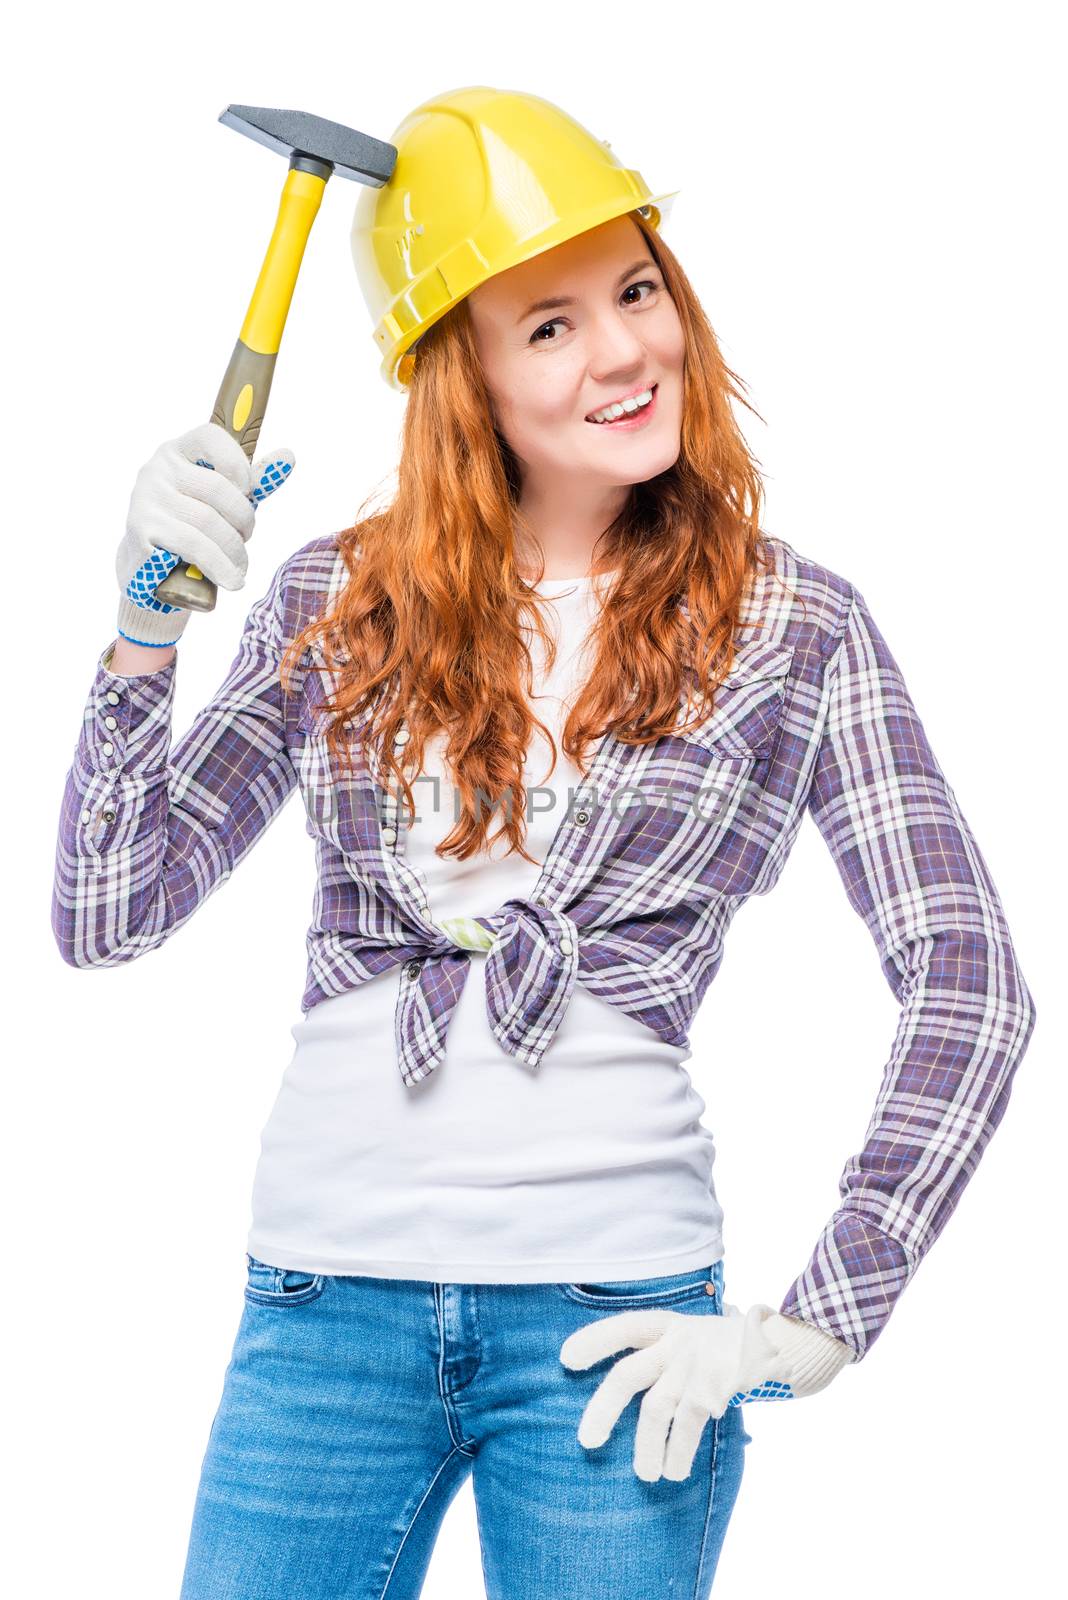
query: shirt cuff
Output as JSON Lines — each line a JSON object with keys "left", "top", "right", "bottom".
{"left": 778, "top": 1209, "right": 915, "bottom": 1363}
{"left": 79, "top": 639, "right": 177, "bottom": 777}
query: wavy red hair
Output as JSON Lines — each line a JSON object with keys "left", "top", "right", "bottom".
{"left": 281, "top": 214, "right": 779, "bottom": 864}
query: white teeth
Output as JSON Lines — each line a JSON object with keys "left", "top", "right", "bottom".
{"left": 587, "top": 387, "right": 655, "bottom": 423}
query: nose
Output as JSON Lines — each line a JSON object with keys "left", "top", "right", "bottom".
{"left": 587, "top": 308, "right": 647, "bottom": 382}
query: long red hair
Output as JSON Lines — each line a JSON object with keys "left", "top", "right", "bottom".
{"left": 281, "top": 214, "right": 778, "bottom": 864}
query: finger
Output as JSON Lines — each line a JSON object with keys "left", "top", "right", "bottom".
{"left": 170, "top": 455, "right": 257, "bottom": 542}
{"left": 661, "top": 1397, "right": 710, "bottom": 1481}
{"left": 173, "top": 422, "right": 254, "bottom": 492}
{"left": 249, "top": 447, "right": 296, "bottom": 506}
{"left": 559, "top": 1308, "right": 670, "bottom": 1371}
{"left": 159, "top": 487, "right": 251, "bottom": 579}
{"left": 576, "top": 1346, "right": 661, "bottom": 1450}
{"left": 138, "top": 511, "right": 246, "bottom": 592}
{"left": 124, "top": 547, "right": 181, "bottom": 609}
{"left": 632, "top": 1374, "right": 684, "bottom": 1482}
{"left": 633, "top": 1432, "right": 667, "bottom": 1483}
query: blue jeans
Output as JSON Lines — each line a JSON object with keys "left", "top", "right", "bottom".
{"left": 179, "top": 1254, "right": 753, "bottom": 1598}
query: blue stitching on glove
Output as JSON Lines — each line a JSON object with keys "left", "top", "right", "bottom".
{"left": 125, "top": 545, "right": 183, "bottom": 612}
{"left": 117, "top": 627, "right": 181, "bottom": 647}
{"left": 728, "top": 1379, "right": 795, "bottom": 1406}
{"left": 251, "top": 457, "right": 292, "bottom": 503}
{"left": 124, "top": 452, "right": 291, "bottom": 612}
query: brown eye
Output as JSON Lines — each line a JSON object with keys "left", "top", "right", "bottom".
{"left": 621, "top": 279, "right": 658, "bottom": 305}
{"left": 528, "top": 280, "right": 660, "bottom": 345}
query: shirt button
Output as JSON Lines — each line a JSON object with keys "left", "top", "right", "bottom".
{"left": 574, "top": 809, "right": 590, "bottom": 825}
{"left": 381, "top": 826, "right": 397, "bottom": 845}
{"left": 103, "top": 716, "right": 118, "bottom": 731}
{"left": 106, "top": 690, "right": 121, "bottom": 705}
{"left": 102, "top": 809, "right": 116, "bottom": 823}
{"left": 394, "top": 729, "right": 410, "bottom": 746}
{"left": 403, "top": 959, "right": 422, "bottom": 979}
{"left": 101, "top": 741, "right": 114, "bottom": 756}
{"left": 80, "top": 810, "right": 92, "bottom": 824}
{"left": 559, "top": 937, "right": 572, "bottom": 955}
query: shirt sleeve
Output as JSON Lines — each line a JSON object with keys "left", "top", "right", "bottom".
{"left": 778, "top": 583, "right": 1037, "bottom": 1362}
{"left": 51, "top": 557, "right": 298, "bottom": 968}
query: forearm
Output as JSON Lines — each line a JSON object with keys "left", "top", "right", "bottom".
{"left": 52, "top": 643, "right": 181, "bottom": 965}
{"left": 53, "top": 564, "right": 299, "bottom": 969}
{"left": 785, "top": 582, "right": 1038, "bottom": 1361}
{"left": 779, "top": 929, "right": 1035, "bottom": 1361}
{"left": 107, "top": 635, "right": 176, "bottom": 676}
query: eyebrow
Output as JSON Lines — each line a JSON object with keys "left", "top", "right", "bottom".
{"left": 515, "top": 258, "right": 658, "bottom": 325}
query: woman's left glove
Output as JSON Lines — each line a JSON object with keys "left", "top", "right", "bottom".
{"left": 559, "top": 1301, "right": 854, "bottom": 1483}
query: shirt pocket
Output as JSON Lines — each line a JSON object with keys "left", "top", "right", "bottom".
{"left": 674, "top": 639, "right": 794, "bottom": 758}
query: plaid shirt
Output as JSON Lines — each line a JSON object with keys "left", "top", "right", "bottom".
{"left": 52, "top": 532, "right": 1036, "bottom": 1361}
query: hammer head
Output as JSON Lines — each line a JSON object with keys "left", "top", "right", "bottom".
{"left": 219, "top": 104, "right": 396, "bottom": 185}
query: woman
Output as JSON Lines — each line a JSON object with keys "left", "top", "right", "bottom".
{"left": 52, "top": 87, "right": 1036, "bottom": 1598}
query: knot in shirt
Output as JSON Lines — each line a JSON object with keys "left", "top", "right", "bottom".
{"left": 394, "top": 896, "right": 580, "bottom": 1085}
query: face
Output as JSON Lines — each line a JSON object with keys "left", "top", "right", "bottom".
{"left": 466, "top": 214, "right": 686, "bottom": 501}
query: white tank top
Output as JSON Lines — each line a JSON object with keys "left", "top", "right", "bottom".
{"left": 246, "top": 571, "right": 725, "bottom": 1281}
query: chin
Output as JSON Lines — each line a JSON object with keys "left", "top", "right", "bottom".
{"left": 623, "top": 440, "right": 682, "bottom": 482}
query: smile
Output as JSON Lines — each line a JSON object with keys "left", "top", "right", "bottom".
{"left": 585, "top": 383, "right": 659, "bottom": 429}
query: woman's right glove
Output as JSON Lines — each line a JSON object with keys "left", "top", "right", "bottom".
{"left": 115, "top": 420, "right": 296, "bottom": 648}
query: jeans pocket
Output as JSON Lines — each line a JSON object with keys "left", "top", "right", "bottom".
{"left": 244, "top": 1252, "right": 327, "bottom": 1308}
{"left": 555, "top": 1262, "right": 722, "bottom": 1311}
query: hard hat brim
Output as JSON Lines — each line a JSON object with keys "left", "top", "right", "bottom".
{"left": 385, "top": 188, "right": 680, "bottom": 391}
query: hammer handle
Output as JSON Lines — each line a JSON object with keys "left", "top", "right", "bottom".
{"left": 153, "top": 165, "right": 327, "bottom": 612}
{"left": 152, "top": 341, "right": 277, "bottom": 610}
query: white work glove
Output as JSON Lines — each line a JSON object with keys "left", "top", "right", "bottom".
{"left": 560, "top": 1301, "right": 854, "bottom": 1483}
{"left": 115, "top": 421, "right": 295, "bottom": 648}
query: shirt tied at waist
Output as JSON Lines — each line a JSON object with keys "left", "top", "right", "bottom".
{"left": 392, "top": 896, "right": 580, "bottom": 1088}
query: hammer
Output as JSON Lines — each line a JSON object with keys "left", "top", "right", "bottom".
{"left": 153, "top": 105, "right": 397, "bottom": 612}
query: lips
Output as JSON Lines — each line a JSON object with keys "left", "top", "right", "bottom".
{"left": 585, "top": 383, "right": 659, "bottom": 427}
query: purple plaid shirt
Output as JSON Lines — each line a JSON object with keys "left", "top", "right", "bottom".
{"left": 52, "top": 532, "right": 1036, "bottom": 1360}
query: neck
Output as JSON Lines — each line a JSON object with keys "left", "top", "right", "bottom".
{"left": 514, "top": 475, "right": 629, "bottom": 582}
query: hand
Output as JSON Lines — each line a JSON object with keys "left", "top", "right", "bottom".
{"left": 114, "top": 421, "right": 295, "bottom": 648}
{"left": 560, "top": 1300, "right": 852, "bottom": 1483}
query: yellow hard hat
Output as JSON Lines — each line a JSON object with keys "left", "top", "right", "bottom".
{"left": 351, "top": 85, "right": 679, "bottom": 391}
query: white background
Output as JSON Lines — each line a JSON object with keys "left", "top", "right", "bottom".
{"left": 5, "top": 1, "right": 1063, "bottom": 1594}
